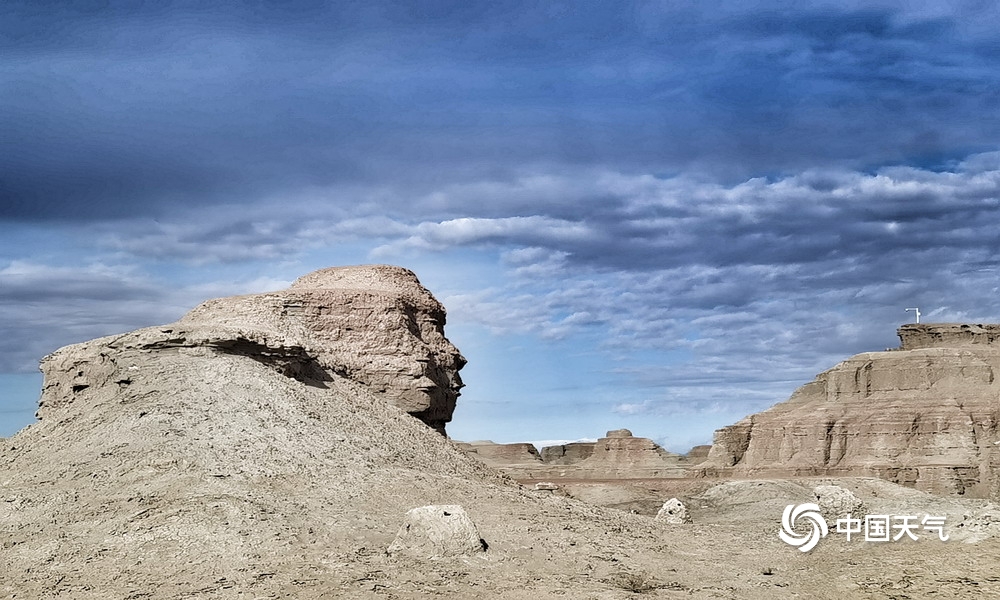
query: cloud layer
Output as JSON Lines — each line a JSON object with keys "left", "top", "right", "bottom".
{"left": 3, "top": 1, "right": 1000, "bottom": 447}
{"left": 4, "top": 1, "right": 1000, "bottom": 219}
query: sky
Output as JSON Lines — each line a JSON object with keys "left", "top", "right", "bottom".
{"left": 2, "top": 0, "right": 1000, "bottom": 451}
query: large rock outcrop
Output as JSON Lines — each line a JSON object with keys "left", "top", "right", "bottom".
{"left": 39, "top": 264, "right": 466, "bottom": 435}
{"left": 575, "top": 429, "right": 688, "bottom": 478}
{"left": 2, "top": 264, "right": 680, "bottom": 598}
{"left": 704, "top": 323, "right": 1000, "bottom": 497}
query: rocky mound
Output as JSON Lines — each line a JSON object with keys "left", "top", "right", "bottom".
{"left": 0, "top": 265, "right": 692, "bottom": 599}
{"left": 704, "top": 323, "right": 1000, "bottom": 498}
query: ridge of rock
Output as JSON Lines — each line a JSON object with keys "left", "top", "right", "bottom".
{"left": 464, "top": 431, "right": 689, "bottom": 479}
{"left": 703, "top": 323, "right": 1000, "bottom": 497}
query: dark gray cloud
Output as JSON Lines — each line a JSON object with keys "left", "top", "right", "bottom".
{"left": 0, "top": 261, "right": 287, "bottom": 372}
{"left": 4, "top": 1, "right": 1000, "bottom": 220}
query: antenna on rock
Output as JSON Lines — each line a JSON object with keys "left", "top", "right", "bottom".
{"left": 905, "top": 307, "right": 921, "bottom": 323}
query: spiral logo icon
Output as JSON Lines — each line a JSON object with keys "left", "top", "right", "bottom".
{"left": 779, "top": 503, "right": 828, "bottom": 552}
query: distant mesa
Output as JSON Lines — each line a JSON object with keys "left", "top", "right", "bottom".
{"left": 462, "top": 429, "right": 702, "bottom": 480}
{"left": 702, "top": 323, "right": 1000, "bottom": 497}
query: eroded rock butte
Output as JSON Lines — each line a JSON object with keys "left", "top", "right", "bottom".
{"left": 703, "top": 323, "right": 1000, "bottom": 497}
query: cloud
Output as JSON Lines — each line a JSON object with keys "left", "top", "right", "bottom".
{"left": 7, "top": 153, "right": 998, "bottom": 422}
{"left": 379, "top": 155, "right": 1000, "bottom": 418}
{"left": 3, "top": 1, "right": 1000, "bottom": 445}
{"left": 373, "top": 217, "right": 596, "bottom": 255}
{"left": 4, "top": 1, "right": 1000, "bottom": 221}
{"left": 0, "top": 260, "right": 287, "bottom": 373}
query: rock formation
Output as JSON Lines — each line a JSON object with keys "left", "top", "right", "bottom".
{"left": 456, "top": 441, "right": 545, "bottom": 478}
{"left": 459, "top": 440, "right": 544, "bottom": 465}
{"left": 685, "top": 445, "right": 712, "bottom": 465}
{"left": 655, "top": 498, "right": 691, "bottom": 524}
{"left": 540, "top": 441, "right": 597, "bottom": 464}
{"left": 813, "top": 485, "right": 865, "bottom": 521}
{"left": 1, "top": 264, "right": 676, "bottom": 598}
{"left": 576, "top": 429, "right": 688, "bottom": 478}
{"left": 464, "top": 430, "right": 689, "bottom": 480}
{"left": 38, "top": 265, "right": 466, "bottom": 435}
{"left": 387, "top": 505, "right": 486, "bottom": 558}
{"left": 704, "top": 323, "right": 1000, "bottom": 498}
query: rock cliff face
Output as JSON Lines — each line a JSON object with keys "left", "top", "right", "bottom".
{"left": 39, "top": 265, "right": 466, "bottom": 435}
{"left": 465, "top": 430, "right": 689, "bottom": 480}
{"left": 575, "top": 429, "right": 687, "bottom": 478}
{"left": 540, "top": 442, "right": 596, "bottom": 465}
{"left": 704, "top": 323, "right": 1000, "bottom": 497}
{"left": 455, "top": 441, "right": 545, "bottom": 479}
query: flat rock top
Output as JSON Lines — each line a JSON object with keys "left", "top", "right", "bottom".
{"left": 605, "top": 429, "right": 633, "bottom": 438}
{"left": 898, "top": 322, "right": 1000, "bottom": 350}
{"left": 290, "top": 264, "right": 426, "bottom": 294}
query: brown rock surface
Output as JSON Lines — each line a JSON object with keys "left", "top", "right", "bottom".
{"left": 704, "top": 323, "right": 1000, "bottom": 497}
{"left": 459, "top": 441, "right": 544, "bottom": 478}
{"left": 578, "top": 430, "right": 688, "bottom": 478}
{"left": 171, "top": 264, "right": 467, "bottom": 434}
{"left": 539, "top": 441, "right": 596, "bottom": 464}
{"left": 685, "top": 444, "right": 712, "bottom": 464}
{"left": 471, "top": 430, "right": 688, "bottom": 480}
{"left": 30, "top": 264, "right": 463, "bottom": 435}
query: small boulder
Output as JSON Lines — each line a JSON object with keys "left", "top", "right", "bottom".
{"left": 655, "top": 498, "right": 691, "bottom": 524}
{"left": 387, "top": 505, "right": 486, "bottom": 558}
{"left": 813, "top": 485, "right": 865, "bottom": 520}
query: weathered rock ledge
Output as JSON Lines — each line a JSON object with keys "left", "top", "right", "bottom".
{"left": 702, "top": 323, "right": 1000, "bottom": 497}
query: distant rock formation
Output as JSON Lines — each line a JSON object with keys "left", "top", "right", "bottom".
{"left": 576, "top": 430, "right": 687, "bottom": 478}
{"left": 703, "top": 324, "right": 1000, "bottom": 498}
{"left": 40, "top": 265, "right": 466, "bottom": 435}
{"left": 685, "top": 445, "right": 712, "bottom": 465}
{"left": 540, "top": 442, "right": 596, "bottom": 465}
{"left": 464, "top": 430, "right": 690, "bottom": 480}
{"left": 456, "top": 441, "right": 544, "bottom": 478}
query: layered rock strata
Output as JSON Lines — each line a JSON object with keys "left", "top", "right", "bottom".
{"left": 456, "top": 441, "right": 544, "bottom": 478}
{"left": 39, "top": 265, "right": 466, "bottom": 435}
{"left": 465, "top": 430, "right": 690, "bottom": 480}
{"left": 704, "top": 323, "right": 1000, "bottom": 497}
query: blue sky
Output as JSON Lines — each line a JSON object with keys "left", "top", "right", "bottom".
{"left": 2, "top": 0, "right": 1000, "bottom": 450}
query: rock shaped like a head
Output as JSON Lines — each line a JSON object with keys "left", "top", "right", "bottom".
{"left": 178, "top": 265, "right": 466, "bottom": 434}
